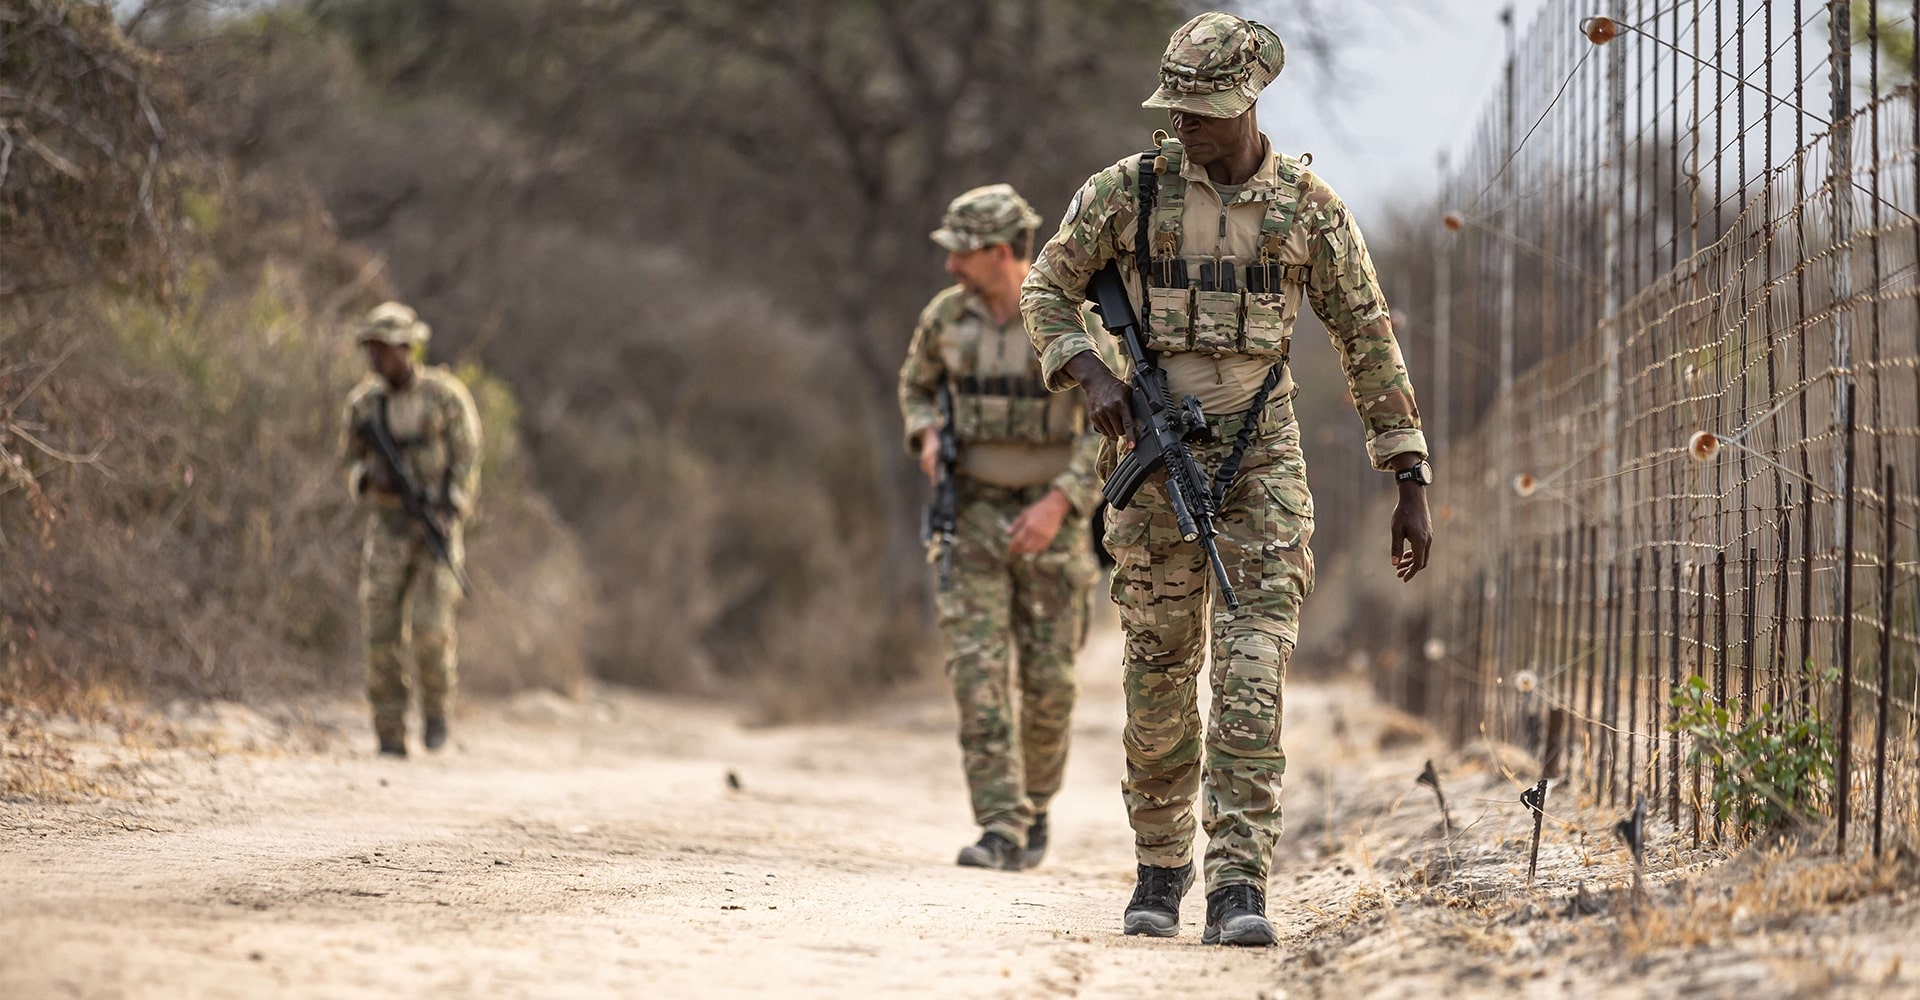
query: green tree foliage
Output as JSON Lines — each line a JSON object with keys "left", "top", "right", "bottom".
{"left": 1668, "top": 673, "right": 1838, "bottom": 834}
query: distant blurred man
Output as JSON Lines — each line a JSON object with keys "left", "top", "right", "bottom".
{"left": 340, "top": 302, "right": 481, "bottom": 758}
{"left": 1022, "top": 13, "right": 1433, "bottom": 944}
{"left": 899, "top": 185, "right": 1108, "bottom": 870}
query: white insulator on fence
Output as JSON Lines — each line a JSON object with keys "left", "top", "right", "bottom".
{"left": 1512, "top": 670, "right": 1539, "bottom": 694}
{"left": 1423, "top": 638, "right": 1446, "bottom": 662}
{"left": 1512, "top": 473, "right": 1537, "bottom": 497}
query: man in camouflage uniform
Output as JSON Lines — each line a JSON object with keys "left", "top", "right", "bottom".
{"left": 900, "top": 185, "right": 1110, "bottom": 871}
{"left": 1021, "top": 13, "right": 1434, "bottom": 944}
{"left": 340, "top": 302, "right": 482, "bottom": 758}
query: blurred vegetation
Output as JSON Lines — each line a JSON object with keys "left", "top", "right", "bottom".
{"left": 147, "top": 0, "right": 1190, "bottom": 712}
{"left": 2, "top": 0, "right": 587, "bottom": 707}
{"left": 7, "top": 0, "right": 1392, "bottom": 714}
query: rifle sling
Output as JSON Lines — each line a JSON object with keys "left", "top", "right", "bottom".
{"left": 1209, "top": 364, "right": 1285, "bottom": 511}
{"left": 375, "top": 394, "right": 445, "bottom": 507}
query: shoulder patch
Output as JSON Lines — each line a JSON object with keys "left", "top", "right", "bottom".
{"left": 1061, "top": 185, "right": 1087, "bottom": 229}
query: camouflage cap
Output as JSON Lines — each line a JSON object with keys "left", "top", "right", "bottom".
{"left": 1142, "top": 12, "right": 1286, "bottom": 119}
{"left": 929, "top": 183, "right": 1043, "bottom": 254}
{"left": 356, "top": 301, "right": 431, "bottom": 347}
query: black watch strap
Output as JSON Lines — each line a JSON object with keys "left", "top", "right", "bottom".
{"left": 1395, "top": 461, "right": 1432, "bottom": 485}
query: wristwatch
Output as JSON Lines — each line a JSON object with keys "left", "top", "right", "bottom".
{"left": 1394, "top": 459, "right": 1434, "bottom": 486}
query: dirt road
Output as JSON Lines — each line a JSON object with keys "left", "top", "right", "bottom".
{"left": 4, "top": 623, "right": 1917, "bottom": 999}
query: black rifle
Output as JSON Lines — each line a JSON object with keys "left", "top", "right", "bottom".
{"left": 921, "top": 380, "right": 960, "bottom": 589}
{"left": 1086, "top": 261, "right": 1238, "bottom": 610}
{"left": 355, "top": 396, "right": 472, "bottom": 597}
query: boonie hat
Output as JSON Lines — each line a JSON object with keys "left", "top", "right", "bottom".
{"left": 1142, "top": 12, "right": 1286, "bottom": 119}
{"left": 930, "top": 184, "right": 1043, "bottom": 254}
{"left": 356, "top": 301, "right": 431, "bottom": 347}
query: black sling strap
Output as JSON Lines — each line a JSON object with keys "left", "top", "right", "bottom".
{"left": 1135, "top": 150, "right": 1156, "bottom": 297}
{"left": 1210, "top": 364, "right": 1285, "bottom": 511}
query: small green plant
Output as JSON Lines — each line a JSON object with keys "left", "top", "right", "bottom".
{"left": 1667, "top": 672, "right": 1838, "bottom": 832}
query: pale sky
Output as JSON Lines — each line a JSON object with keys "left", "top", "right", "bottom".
{"left": 1240, "top": 0, "right": 1552, "bottom": 222}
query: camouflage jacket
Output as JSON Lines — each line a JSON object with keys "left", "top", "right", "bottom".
{"left": 340, "top": 365, "right": 482, "bottom": 520}
{"left": 899, "top": 285, "right": 1107, "bottom": 515}
{"left": 1021, "top": 134, "right": 1427, "bottom": 470}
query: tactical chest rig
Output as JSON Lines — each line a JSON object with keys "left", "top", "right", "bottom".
{"left": 1136, "top": 134, "right": 1311, "bottom": 365}
{"left": 1124, "top": 134, "right": 1312, "bottom": 509}
{"left": 365, "top": 387, "right": 453, "bottom": 507}
{"left": 942, "top": 307, "right": 1086, "bottom": 448}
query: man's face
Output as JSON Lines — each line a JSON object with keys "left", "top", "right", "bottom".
{"left": 1169, "top": 107, "right": 1257, "bottom": 166}
{"left": 944, "top": 243, "right": 1011, "bottom": 295}
{"left": 362, "top": 340, "right": 413, "bottom": 386}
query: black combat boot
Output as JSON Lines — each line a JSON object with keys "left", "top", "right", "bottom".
{"left": 423, "top": 716, "right": 448, "bottom": 751}
{"left": 377, "top": 734, "right": 407, "bottom": 758}
{"left": 1122, "top": 862, "right": 1195, "bottom": 937}
{"left": 955, "top": 830, "right": 1022, "bottom": 870}
{"left": 1020, "top": 813, "right": 1049, "bottom": 870}
{"left": 1201, "top": 883, "right": 1276, "bottom": 946}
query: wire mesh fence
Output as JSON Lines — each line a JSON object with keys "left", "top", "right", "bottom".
{"left": 1379, "top": 0, "right": 1920, "bottom": 855}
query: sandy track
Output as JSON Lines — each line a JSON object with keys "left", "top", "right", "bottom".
{"left": 0, "top": 627, "right": 1326, "bottom": 998}
{"left": 4, "top": 623, "right": 1917, "bottom": 999}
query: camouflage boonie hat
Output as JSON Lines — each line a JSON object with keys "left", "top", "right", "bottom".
{"left": 1142, "top": 12, "right": 1286, "bottom": 118}
{"left": 356, "top": 301, "right": 431, "bottom": 347}
{"left": 930, "top": 183, "right": 1043, "bottom": 254}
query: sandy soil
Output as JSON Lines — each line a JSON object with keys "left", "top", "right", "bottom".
{"left": 3, "top": 623, "right": 1917, "bottom": 999}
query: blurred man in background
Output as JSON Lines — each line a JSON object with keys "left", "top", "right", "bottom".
{"left": 899, "top": 185, "right": 1108, "bottom": 871}
{"left": 1022, "top": 12, "right": 1433, "bottom": 944}
{"left": 340, "top": 302, "right": 482, "bottom": 758}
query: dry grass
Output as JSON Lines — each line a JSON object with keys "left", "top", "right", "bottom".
{"left": 1265, "top": 712, "right": 1920, "bottom": 998}
{"left": 1618, "top": 839, "right": 1920, "bottom": 954}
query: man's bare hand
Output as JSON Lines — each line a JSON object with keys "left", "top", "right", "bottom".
{"left": 919, "top": 431, "right": 942, "bottom": 485}
{"left": 1063, "top": 350, "right": 1134, "bottom": 445}
{"left": 1389, "top": 481, "right": 1433, "bottom": 582}
{"left": 1008, "top": 488, "right": 1072, "bottom": 556}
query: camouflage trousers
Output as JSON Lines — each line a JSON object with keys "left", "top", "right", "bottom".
{"left": 1102, "top": 404, "right": 1313, "bottom": 892}
{"left": 936, "top": 478, "right": 1096, "bottom": 847}
{"left": 360, "top": 508, "right": 465, "bottom": 743}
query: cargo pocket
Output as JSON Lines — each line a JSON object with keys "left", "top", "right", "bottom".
{"left": 1261, "top": 477, "right": 1315, "bottom": 598}
{"left": 1103, "top": 509, "right": 1152, "bottom": 570}
{"left": 1103, "top": 508, "right": 1153, "bottom": 607}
